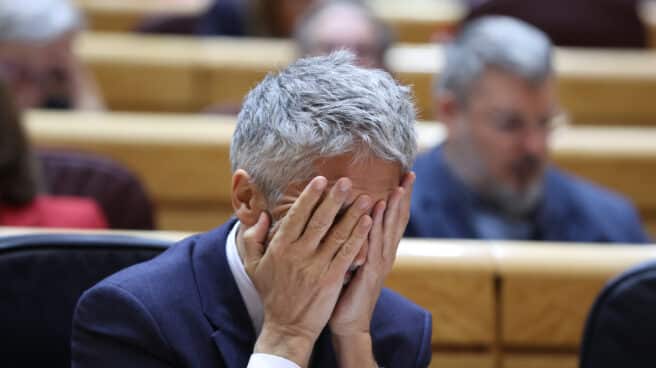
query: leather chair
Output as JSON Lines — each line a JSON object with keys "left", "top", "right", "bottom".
{"left": 0, "top": 233, "right": 171, "bottom": 368}
{"left": 579, "top": 259, "right": 656, "bottom": 367}
{"left": 37, "top": 150, "right": 155, "bottom": 230}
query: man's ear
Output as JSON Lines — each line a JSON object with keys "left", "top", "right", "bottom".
{"left": 435, "top": 91, "right": 461, "bottom": 137}
{"left": 232, "top": 169, "right": 268, "bottom": 227}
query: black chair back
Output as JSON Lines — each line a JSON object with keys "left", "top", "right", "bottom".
{"left": 580, "top": 259, "right": 656, "bottom": 367}
{"left": 0, "top": 233, "right": 171, "bottom": 367}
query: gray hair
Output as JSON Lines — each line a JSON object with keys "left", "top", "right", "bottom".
{"left": 437, "top": 16, "right": 553, "bottom": 104}
{"left": 231, "top": 50, "right": 417, "bottom": 204}
{"left": 0, "top": 0, "right": 83, "bottom": 42}
{"left": 294, "top": 0, "right": 394, "bottom": 63}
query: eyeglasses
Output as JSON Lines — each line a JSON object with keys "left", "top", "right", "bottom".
{"left": 478, "top": 109, "right": 570, "bottom": 137}
{"left": 0, "top": 61, "right": 47, "bottom": 84}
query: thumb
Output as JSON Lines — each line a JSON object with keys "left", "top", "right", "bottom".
{"left": 241, "top": 212, "right": 270, "bottom": 265}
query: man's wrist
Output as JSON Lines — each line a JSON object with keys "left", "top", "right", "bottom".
{"left": 254, "top": 323, "right": 317, "bottom": 367}
{"left": 332, "top": 332, "right": 377, "bottom": 368}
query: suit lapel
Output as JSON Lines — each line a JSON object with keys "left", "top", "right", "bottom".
{"left": 192, "top": 218, "right": 256, "bottom": 368}
{"left": 191, "top": 219, "right": 342, "bottom": 367}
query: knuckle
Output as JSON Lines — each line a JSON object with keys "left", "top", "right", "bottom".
{"left": 339, "top": 241, "right": 356, "bottom": 258}
{"left": 306, "top": 218, "right": 331, "bottom": 233}
{"left": 329, "top": 228, "right": 350, "bottom": 245}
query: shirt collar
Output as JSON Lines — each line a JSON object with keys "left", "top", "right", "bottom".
{"left": 225, "top": 221, "right": 264, "bottom": 336}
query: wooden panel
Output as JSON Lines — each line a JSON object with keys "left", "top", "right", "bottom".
{"left": 388, "top": 239, "right": 496, "bottom": 345}
{"left": 77, "top": 32, "right": 656, "bottom": 125}
{"left": 196, "top": 37, "right": 295, "bottom": 108}
{"left": 77, "top": 33, "right": 201, "bottom": 112}
{"left": 75, "top": 0, "right": 211, "bottom": 31}
{"left": 157, "top": 203, "right": 234, "bottom": 233}
{"left": 2, "top": 225, "right": 654, "bottom": 365}
{"left": 502, "top": 276, "right": 606, "bottom": 347}
{"left": 75, "top": 0, "right": 656, "bottom": 50}
{"left": 496, "top": 244, "right": 656, "bottom": 347}
{"left": 388, "top": 44, "right": 656, "bottom": 124}
{"left": 431, "top": 352, "right": 495, "bottom": 368}
{"left": 502, "top": 354, "right": 578, "bottom": 368}
{"left": 24, "top": 110, "right": 656, "bottom": 233}
{"left": 75, "top": 0, "right": 462, "bottom": 44}
{"left": 24, "top": 110, "right": 235, "bottom": 231}
{"left": 367, "top": 0, "right": 463, "bottom": 43}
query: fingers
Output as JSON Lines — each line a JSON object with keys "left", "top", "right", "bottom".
{"left": 299, "top": 178, "right": 352, "bottom": 248}
{"left": 380, "top": 172, "right": 416, "bottom": 261}
{"left": 327, "top": 215, "right": 372, "bottom": 278}
{"left": 274, "top": 177, "right": 328, "bottom": 245}
{"left": 399, "top": 172, "right": 416, "bottom": 220}
{"left": 242, "top": 211, "right": 270, "bottom": 268}
{"left": 367, "top": 201, "right": 386, "bottom": 259}
{"left": 316, "top": 194, "right": 373, "bottom": 261}
{"left": 383, "top": 187, "right": 404, "bottom": 240}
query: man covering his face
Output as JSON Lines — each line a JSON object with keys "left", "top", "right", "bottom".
{"left": 72, "top": 51, "right": 431, "bottom": 368}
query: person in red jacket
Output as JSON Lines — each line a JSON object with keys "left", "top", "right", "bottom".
{"left": 0, "top": 80, "right": 107, "bottom": 229}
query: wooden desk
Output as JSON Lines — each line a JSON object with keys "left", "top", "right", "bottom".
{"left": 74, "top": 0, "right": 212, "bottom": 32}
{"left": 76, "top": 32, "right": 294, "bottom": 112}
{"left": 390, "top": 240, "right": 497, "bottom": 367}
{"left": 76, "top": 32, "right": 656, "bottom": 125}
{"left": 74, "top": 0, "right": 462, "bottom": 44}
{"left": 1, "top": 226, "right": 654, "bottom": 367}
{"left": 387, "top": 44, "right": 656, "bottom": 124}
{"left": 493, "top": 242, "right": 656, "bottom": 368}
{"left": 25, "top": 110, "right": 236, "bottom": 231}
{"left": 24, "top": 110, "right": 656, "bottom": 238}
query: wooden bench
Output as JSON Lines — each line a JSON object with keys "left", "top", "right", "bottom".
{"left": 24, "top": 110, "right": 656, "bottom": 237}
{"left": 494, "top": 242, "right": 656, "bottom": 367}
{"left": 74, "top": 0, "right": 462, "bottom": 44}
{"left": 76, "top": 32, "right": 656, "bottom": 125}
{"left": 1, "top": 226, "right": 654, "bottom": 367}
{"left": 76, "top": 0, "right": 656, "bottom": 50}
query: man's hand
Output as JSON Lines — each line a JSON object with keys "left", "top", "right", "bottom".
{"left": 241, "top": 176, "right": 374, "bottom": 367}
{"left": 329, "top": 172, "right": 416, "bottom": 367}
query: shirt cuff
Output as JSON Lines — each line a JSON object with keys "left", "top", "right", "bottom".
{"left": 247, "top": 353, "right": 301, "bottom": 368}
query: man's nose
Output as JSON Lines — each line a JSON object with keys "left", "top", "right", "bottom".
{"left": 522, "top": 127, "right": 548, "bottom": 157}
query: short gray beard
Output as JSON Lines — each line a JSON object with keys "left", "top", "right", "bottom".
{"left": 444, "top": 140, "right": 544, "bottom": 218}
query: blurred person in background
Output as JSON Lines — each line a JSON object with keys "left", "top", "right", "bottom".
{"left": 294, "top": 0, "right": 393, "bottom": 71}
{"left": 0, "top": 80, "right": 106, "bottom": 228}
{"left": 0, "top": 0, "right": 104, "bottom": 110}
{"left": 195, "top": 0, "right": 317, "bottom": 37}
{"left": 463, "top": 0, "right": 647, "bottom": 48}
{"left": 406, "top": 16, "right": 650, "bottom": 242}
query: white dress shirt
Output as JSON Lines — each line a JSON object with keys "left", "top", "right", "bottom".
{"left": 225, "top": 222, "right": 300, "bottom": 368}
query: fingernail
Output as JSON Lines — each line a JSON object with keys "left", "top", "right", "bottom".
{"left": 359, "top": 197, "right": 371, "bottom": 210}
{"left": 361, "top": 216, "right": 373, "bottom": 228}
{"left": 377, "top": 202, "right": 387, "bottom": 216}
{"left": 313, "top": 177, "right": 327, "bottom": 190}
{"left": 338, "top": 179, "right": 350, "bottom": 192}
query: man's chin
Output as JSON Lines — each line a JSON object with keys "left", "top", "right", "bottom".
{"left": 478, "top": 174, "right": 543, "bottom": 216}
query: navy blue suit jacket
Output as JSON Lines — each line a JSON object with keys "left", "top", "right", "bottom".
{"left": 72, "top": 219, "right": 433, "bottom": 368}
{"left": 406, "top": 145, "right": 650, "bottom": 243}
